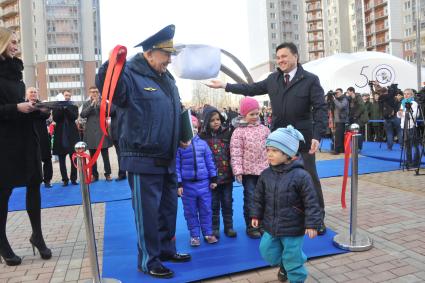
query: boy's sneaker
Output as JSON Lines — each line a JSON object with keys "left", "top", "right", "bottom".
{"left": 246, "top": 227, "right": 262, "bottom": 239}
{"left": 204, "top": 235, "right": 218, "bottom": 244}
{"left": 277, "top": 265, "right": 288, "bottom": 282}
{"left": 190, "top": 237, "right": 200, "bottom": 247}
{"left": 224, "top": 228, "right": 237, "bottom": 237}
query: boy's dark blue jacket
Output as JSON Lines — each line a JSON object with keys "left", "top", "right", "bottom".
{"left": 251, "top": 158, "right": 321, "bottom": 237}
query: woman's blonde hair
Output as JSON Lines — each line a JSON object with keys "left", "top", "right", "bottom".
{"left": 0, "top": 27, "right": 13, "bottom": 56}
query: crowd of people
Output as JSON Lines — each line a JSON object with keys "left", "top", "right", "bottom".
{"left": 326, "top": 83, "right": 423, "bottom": 168}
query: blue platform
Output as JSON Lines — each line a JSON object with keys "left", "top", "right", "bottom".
{"left": 102, "top": 185, "right": 347, "bottom": 283}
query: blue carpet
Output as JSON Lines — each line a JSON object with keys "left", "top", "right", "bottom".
{"left": 102, "top": 185, "right": 347, "bottom": 283}
{"left": 8, "top": 152, "right": 404, "bottom": 212}
{"left": 320, "top": 139, "right": 425, "bottom": 164}
{"left": 8, "top": 180, "right": 131, "bottom": 212}
{"left": 316, "top": 156, "right": 401, "bottom": 178}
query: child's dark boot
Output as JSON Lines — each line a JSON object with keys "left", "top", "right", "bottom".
{"left": 277, "top": 265, "right": 288, "bottom": 282}
{"left": 246, "top": 226, "right": 261, "bottom": 239}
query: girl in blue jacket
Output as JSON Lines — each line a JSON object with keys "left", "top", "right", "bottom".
{"left": 176, "top": 116, "right": 218, "bottom": 247}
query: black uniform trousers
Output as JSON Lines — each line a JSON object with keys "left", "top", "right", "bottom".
{"left": 128, "top": 172, "right": 177, "bottom": 272}
{"left": 58, "top": 153, "right": 77, "bottom": 182}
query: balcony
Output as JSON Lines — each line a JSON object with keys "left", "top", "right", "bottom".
{"left": 375, "top": 25, "right": 388, "bottom": 33}
{"left": 306, "top": 4, "right": 321, "bottom": 12}
{"left": 376, "top": 37, "right": 388, "bottom": 46}
{"left": 308, "top": 36, "right": 324, "bottom": 42}
{"left": 0, "top": 5, "right": 18, "bottom": 19}
{"left": 309, "top": 46, "right": 324, "bottom": 52}
{"left": 307, "top": 26, "right": 323, "bottom": 32}
{"left": 375, "top": 0, "right": 386, "bottom": 9}
{"left": 0, "top": 0, "right": 16, "bottom": 8}
{"left": 306, "top": 15, "right": 322, "bottom": 23}
{"left": 375, "top": 11, "right": 388, "bottom": 20}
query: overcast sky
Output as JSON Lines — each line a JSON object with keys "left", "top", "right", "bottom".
{"left": 99, "top": 0, "right": 251, "bottom": 101}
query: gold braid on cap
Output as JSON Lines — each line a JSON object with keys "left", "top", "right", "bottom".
{"left": 152, "top": 39, "right": 175, "bottom": 52}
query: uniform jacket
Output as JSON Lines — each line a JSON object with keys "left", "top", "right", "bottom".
{"left": 225, "top": 65, "right": 327, "bottom": 152}
{"left": 230, "top": 118, "right": 269, "bottom": 176}
{"left": 176, "top": 135, "right": 217, "bottom": 183}
{"left": 251, "top": 158, "right": 321, "bottom": 237}
{"left": 199, "top": 106, "right": 233, "bottom": 184}
{"left": 0, "top": 57, "right": 42, "bottom": 188}
{"left": 80, "top": 99, "right": 113, "bottom": 149}
{"left": 96, "top": 53, "right": 181, "bottom": 165}
{"left": 52, "top": 104, "right": 80, "bottom": 155}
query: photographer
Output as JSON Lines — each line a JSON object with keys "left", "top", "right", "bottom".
{"left": 329, "top": 88, "right": 349, "bottom": 154}
{"left": 375, "top": 83, "right": 402, "bottom": 151}
{"left": 397, "top": 89, "right": 420, "bottom": 167}
{"left": 347, "top": 87, "right": 366, "bottom": 150}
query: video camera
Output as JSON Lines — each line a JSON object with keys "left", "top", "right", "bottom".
{"left": 326, "top": 90, "right": 336, "bottom": 109}
{"left": 416, "top": 86, "right": 425, "bottom": 106}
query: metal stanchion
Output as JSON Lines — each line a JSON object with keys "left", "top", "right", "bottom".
{"left": 333, "top": 124, "right": 373, "bottom": 252}
{"left": 74, "top": 142, "right": 121, "bottom": 283}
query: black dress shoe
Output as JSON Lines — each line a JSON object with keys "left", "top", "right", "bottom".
{"left": 160, "top": 253, "right": 191, "bottom": 263}
{"left": 62, "top": 180, "right": 69, "bottom": 187}
{"left": 147, "top": 265, "right": 174, "bottom": 279}
{"left": 115, "top": 175, "right": 126, "bottom": 181}
{"left": 71, "top": 180, "right": 78, "bottom": 185}
{"left": 44, "top": 182, "right": 52, "bottom": 188}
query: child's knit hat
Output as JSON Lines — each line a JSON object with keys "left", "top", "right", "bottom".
{"left": 239, "top": 97, "right": 259, "bottom": 116}
{"left": 266, "top": 125, "right": 305, "bottom": 157}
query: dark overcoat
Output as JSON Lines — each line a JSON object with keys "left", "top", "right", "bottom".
{"left": 52, "top": 104, "right": 80, "bottom": 155}
{"left": 225, "top": 64, "right": 327, "bottom": 152}
{"left": 80, "top": 100, "right": 113, "bottom": 149}
{"left": 0, "top": 57, "right": 42, "bottom": 188}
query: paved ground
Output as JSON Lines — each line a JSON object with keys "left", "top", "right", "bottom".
{"left": 1, "top": 149, "right": 425, "bottom": 283}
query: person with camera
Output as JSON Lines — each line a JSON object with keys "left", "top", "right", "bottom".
{"left": 330, "top": 88, "right": 349, "bottom": 154}
{"left": 347, "top": 87, "right": 366, "bottom": 151}
{"left": 375, "top": 84, "right": 402, "bottom": 151}
{"left": 397, "top": 89, "right": 420, "bottom": 168}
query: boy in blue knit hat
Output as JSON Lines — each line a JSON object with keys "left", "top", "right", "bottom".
{"left": 251, "top": 125, "right": 321, "bottom": 283}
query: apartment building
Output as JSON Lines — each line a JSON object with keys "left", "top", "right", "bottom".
{"left": 247, "top": 0, "right": 306, "bottom": 80}
{"left": 364, "top": 0, "right": 403, "bottom": 57}
{"left": 402, "top": 0, "right": 425, "bottom": 64}
{"left": 0, "top": 0, "right": 101, "bottom": 101}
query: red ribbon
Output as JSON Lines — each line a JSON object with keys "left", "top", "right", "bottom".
{"left": 341, "top": 131, "right": 354, "bottom": 209}
{"left": 72, "top": 45, "right": 127, "bottom": 184}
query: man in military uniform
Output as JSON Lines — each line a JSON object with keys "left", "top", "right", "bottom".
{"left": 96, "top": 25, "right": 190, "bottom": 279}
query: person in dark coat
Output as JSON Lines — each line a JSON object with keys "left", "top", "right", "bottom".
{"left": 52, "top": 90, "right": 80, "bottom": 186}
{"left": 207, "top": 42, "right": 327, "bottom": 234}
{"left": 80, "top": 86, "right": 113, "bottom": 182}
{"left": 96, "top": 25, "right": 191, "bottom": 279}
{"left": 251, "top": 126, "right": 321, "bottom": 283}
{"left": 0, "top": 27, "right": 52, "bottom": 266}
{"left": 26, "top": 87, "right": 53, "bottom": 188}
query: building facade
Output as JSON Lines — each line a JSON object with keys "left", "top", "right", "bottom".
{"left": 247, "top": 0, "right": 307, "bottom": 80}
{"left": 0, "top": 0, "right": 101, "bottom": 101}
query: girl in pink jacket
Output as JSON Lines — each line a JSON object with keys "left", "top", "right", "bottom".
{"left": 230, "top": 97, "right": 270, "bottom": 238}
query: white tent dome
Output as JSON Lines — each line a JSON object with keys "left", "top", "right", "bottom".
{"left": 302, "top": 51, "right": 425, "bottom": 93}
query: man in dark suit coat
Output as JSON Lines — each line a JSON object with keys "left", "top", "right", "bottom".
{"left": 52, "top": 90, "right": 79, "bottom": 186}
{"left": 207, "top": 42, "right": 327, "bottom": 235}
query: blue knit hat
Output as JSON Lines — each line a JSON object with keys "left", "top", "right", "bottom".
{"left": 266, "top": 125, "right": 305, "bottom": 157}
